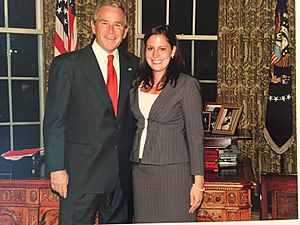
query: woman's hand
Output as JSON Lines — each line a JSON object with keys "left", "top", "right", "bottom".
{"left": 189, "top": 184, "right": 204, "bottom": 214}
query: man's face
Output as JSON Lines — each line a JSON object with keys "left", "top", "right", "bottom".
{"left": 91, "top": 6, "right": 128, "bottom": 54}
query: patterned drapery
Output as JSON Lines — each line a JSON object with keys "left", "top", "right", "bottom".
{"left": 217, "top": 0, "right": 296, "bottom": 182}
{"left": 43, "top": 0, "right": 296, "bottom": 183}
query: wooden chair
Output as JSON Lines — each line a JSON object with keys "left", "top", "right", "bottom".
{"left": 260, "top": 173, "right": 298, "bottom": 220}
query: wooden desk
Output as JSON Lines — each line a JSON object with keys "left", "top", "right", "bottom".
{"left": 261, "top": 173, "right": 298, "bottom": 220}
{"left": 198, "top": 157, "right": 255, "bottom": 222}
{"left": 0, "top": 135, "right": 254, "bottom": 224}
{"left": 0, "top": 179, "right": 59, "bottom": 225}
{"left": 204, "top": 134, "right": 252, "bottom": 149}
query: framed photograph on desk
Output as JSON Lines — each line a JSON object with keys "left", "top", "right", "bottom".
{"left": 204, "top": 102, "right": 222, "bottom": 130}
{"left": 202, "top": 111, "right": 211, "bottom": 132}
{"left": 212, "top": 104, "right": 243, "bottom": 135}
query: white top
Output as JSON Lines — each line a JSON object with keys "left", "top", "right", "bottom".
{"left": 92, "top": 40, "right": 120, "bottom": 89}
{"left": 138, "top": 89, "right": 159, "bottom": 159}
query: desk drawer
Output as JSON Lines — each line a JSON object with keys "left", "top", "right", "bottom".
{"left": 0, "top": 206, "right": 38, "bottom": 225}
{"left": 0, "top": 188, "right": 39, "bottom": 205}
{"left": 202, "top": 190, "right": 226, "bottom": 207}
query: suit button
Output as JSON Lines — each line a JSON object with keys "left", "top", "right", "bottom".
{"left": 115, "top": 145, "right": 118, "bottom": 149}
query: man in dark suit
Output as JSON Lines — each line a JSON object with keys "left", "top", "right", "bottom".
{"left": 43, "top": 1, "right": 138, "bottom": 224}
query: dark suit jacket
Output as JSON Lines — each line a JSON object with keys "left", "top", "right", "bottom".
{"left": 130, "top": 74, "right": 204, "bottom": 175}
{"left": 43, "top": 45, "right": 139, "bottom": 194}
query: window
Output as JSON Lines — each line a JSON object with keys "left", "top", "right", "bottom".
{"left": 135, "top": 0, "right": 218, "bottom": 103}
{"left": 0, "top": 0, "right": 44, "bottom": 178}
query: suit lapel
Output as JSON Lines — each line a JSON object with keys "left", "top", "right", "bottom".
{"left": 130, "top": 87, "right": 143, "bottom": 119}
{"left": 81, "top": 46, "right": 114, "bottom": 115}
{"left": 148, "top": 82, "right": 176, "bottom": 119}
{"left": 131, "top": 82, "right": 175, "bottom": 120}
{"left": 117, "top": 51, "right": 135, "bottom": 120}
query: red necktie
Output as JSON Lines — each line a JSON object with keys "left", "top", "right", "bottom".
{"left": 107, "top": 55, "right": 118, "bottom": 116}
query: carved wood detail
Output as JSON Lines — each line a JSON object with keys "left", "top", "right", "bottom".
{"left": 203, "top": 191, "right": 225, "bottom": 206}
{"left": 0, "top": 189, "right": 26, "bottom": 203}
{"left": 29, "top": 190, "right": 38, "bottom": 203}
{"left": 28, "top": 208, "right": 39, "bottom": 225}
{"left": 227, "top": 192, "right": 237, "bottom": 204}
{"left": 39, "top": 208, "right": 59, "bottom": 225}
{"left": 239, "top": 190, "right": 249, "bottom": 205}
{"left": 0, "top": 180, "right": 59, "bottom": 225}
{"left": 227, "top": 210, "right": 238, "bottom": 221}
{"left": 0, "top": 207, "right": 23, "bottom": 224}
{"left": 40, "top": 189, "right": 60, "bottom": 204}
{"left": 198, "top": 209, "right": 224, "bottom": 222}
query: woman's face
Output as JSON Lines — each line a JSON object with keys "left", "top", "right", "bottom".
{"left": 145, "top": 34, "right": 176, "bottom": 77}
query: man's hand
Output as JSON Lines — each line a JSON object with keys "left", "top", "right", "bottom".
{"left": 50, "top": 170, "right": 69, "bottom": 198}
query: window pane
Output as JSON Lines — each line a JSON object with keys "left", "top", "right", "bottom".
{"left": 0, "top": 34, "right": 8, "bottom": 77}
{"left": 142, "top": 0, "right": 166, "bottom": 32}
{"left": 196, "top": 0, "right": 218, "bottom": 35}
{"left": 0, "top": 0, "right": 4, "bottom": 27}
{"left": 179, "top": 41, "right": 191, "bottom": 75}
{"left": 0, "top": 80, "right": 9, "bottom": 122}
{"left": 8, "top": 0, "right": 36, "bottom": 28}
{"left": 13, "top": 125, "right": 40, "bottom": 149}
{"left": 10, "top": 34, "right": 38, "bottom": 77}
{"left": 194, "top": 41, "right": 217, "bottom": 80}
{"left": 0, "top": 126, "right": 11, "bottom": 177}
{"left": 12, "top": 80, "right": 40, "bottom": 122}
{"left": 170, "top": 0, "right": 192, "bottom": 34}
{"left": 200, "top": 83, "right": 217, "bottom": 104}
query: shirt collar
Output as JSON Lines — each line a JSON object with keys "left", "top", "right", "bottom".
{"left": 92, "top": 40, "right": 119, "bottom": 62}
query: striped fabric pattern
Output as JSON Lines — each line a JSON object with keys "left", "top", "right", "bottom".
{"left": 55, "top": 0, "right": 78, "bottom": 56}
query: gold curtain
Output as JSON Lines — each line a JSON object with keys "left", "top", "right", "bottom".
{"left": 217, "top": 0, "right": 296, "bottom": 182}
{"left": 43, "top": 0, "right": 136, "bottom": 92}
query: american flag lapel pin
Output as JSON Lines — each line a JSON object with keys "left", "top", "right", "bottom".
{"left": 128, "top": 67, "right": 132, "bottom": 71}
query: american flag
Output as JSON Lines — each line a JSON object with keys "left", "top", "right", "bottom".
{"left": 55, "top": 0, "right": 78, "bottom": 56}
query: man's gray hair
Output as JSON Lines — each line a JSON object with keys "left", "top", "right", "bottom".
{"left": 92, "top": 0, "right": 128, "bottom": 27}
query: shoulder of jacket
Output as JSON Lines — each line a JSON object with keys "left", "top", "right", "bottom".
{"left": 119, "top": 49, "right": 139, "bottom": 62}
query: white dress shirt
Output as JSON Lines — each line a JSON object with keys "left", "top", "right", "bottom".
{"left": 92, "top": 40, "right": 120, "bottom": 90}
{"left": 138, "top": 89, "right": 159, "bottom": 159}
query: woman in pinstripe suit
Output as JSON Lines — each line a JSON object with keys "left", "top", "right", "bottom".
{"left": 130, "top": 24, "right": 205, "bottom": 223}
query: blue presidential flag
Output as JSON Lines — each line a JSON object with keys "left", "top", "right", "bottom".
{"left": 263, "top": 0, "right": 293, "bottom": 154}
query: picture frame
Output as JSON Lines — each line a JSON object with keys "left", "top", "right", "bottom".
{"left": 212, "top": 104, "right": 243, "bottom": 135}
{"left": 202, "top": 111, "right": 211, "bottom": 133}
{"left": 203, "top": 102, "right": 222, "bottom": 130}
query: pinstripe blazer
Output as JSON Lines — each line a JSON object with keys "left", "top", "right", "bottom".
{"left": 130, "top": 73, "right": 204, "bottom": 175}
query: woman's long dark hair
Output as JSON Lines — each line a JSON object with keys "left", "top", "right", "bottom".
{"left": 134, "top": 24, "right": 184, "bottom": 89}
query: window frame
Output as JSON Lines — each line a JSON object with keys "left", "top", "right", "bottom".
{"left": 0, "top": 0, "right": 44, "bottom": 176}
{"left": 135, "top": 0, "right": 218, "bottom": 86}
